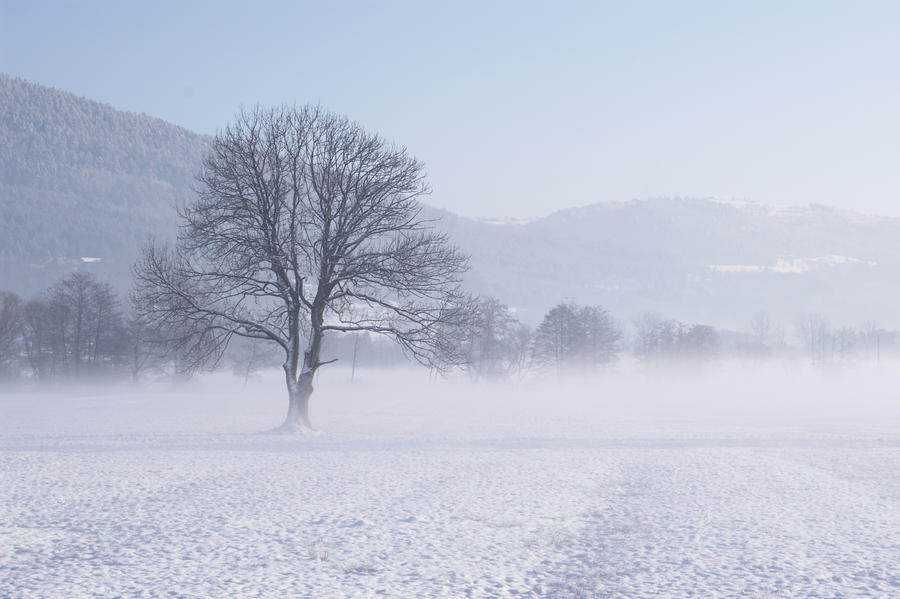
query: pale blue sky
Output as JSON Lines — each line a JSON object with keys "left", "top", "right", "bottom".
{"left": 2, "top": 0, "right": 899, "bottom": 219}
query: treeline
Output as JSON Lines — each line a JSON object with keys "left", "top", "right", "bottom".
{"left": 0, "top": 272, "right": 210, "bottom": 382}
{"left": 1, "top": 273, "right": 133, "bottom": 380}
{"left": 2, "top": 273, "right": 899, "bottom": 383}
{"left": 0, "top": 271, "right": 420, "bottom": 383}
{"left": 449, "top": 299, "right": 900, "bottom": 380}
{"left": 451, "top": 298, "right": 720, "bottom": 380}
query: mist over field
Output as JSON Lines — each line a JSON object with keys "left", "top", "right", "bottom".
{"left": 2, "top": 363, "right": 898, "bottom": 597}
{"left": 4, "top": 362, "right": 899, "bottom": 440}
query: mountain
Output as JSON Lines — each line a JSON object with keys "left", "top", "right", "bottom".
{"left": 432, "top": 199, "right": 900, "bottom": 328}
{"left": 3, "top": 74, "right": 900, "bottom": 330}
{"left": 0, "top": 74, "right": 209, "bottom": 296}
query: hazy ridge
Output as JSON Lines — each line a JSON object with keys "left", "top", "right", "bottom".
{"left": 3, "top": 74, "right": 900, "bottom": 328}
{"left": 0, "top": 73, "right": 208, "bottom": 296}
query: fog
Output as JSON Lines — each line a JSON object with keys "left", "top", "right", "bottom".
{"left": 3, "top": 362, "right": 898, "bottom": 597}
{"left": 3, "top": 361, "right": 897, "bottom": 441}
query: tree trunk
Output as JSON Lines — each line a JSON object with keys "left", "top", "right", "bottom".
{"left": 280, "top": 368, "right": 315, "bottom": 432}
{"left": 278, "top": 306, "right": 324, "bottom": 433}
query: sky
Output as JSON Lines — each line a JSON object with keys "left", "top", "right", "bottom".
{"left": 1, "top": 0, "right": 899, "bottom": 220}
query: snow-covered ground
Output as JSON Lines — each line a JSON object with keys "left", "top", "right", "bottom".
{"left": 1, "top": 364, "right": 898, "bottom": 598}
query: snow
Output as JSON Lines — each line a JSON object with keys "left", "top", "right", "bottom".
{"left": 809, "top": 254, "right": 877, "bottom": 267}
{"left": 708, "top": 255, "right": 877, "bottom": 275}
{"left": 1, "top": 365, "right": 898, "bottom": 598}
{"left": 708, "top": 264, "right": 768, "bottom": 273}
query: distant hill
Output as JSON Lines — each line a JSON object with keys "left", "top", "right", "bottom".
{"left": 0, "top": 74, "right": 208, "bottom": 296}
{"left": 431, "top": 199, "right": 900, "bottom": 328}
{"left": 3, "top": 75, "right": 900, "bottom": 330}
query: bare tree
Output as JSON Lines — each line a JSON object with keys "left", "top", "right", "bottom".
{"left": 741, "top": 310, "right": 785, "bottom": 359}
{"left": 677, "top": 324, "right": 720, "bottom": 360}
{"left": 460, "top": 297, "right": 527, "bottom": 380}
{"left": 40, "top": 272, "right": 126, "bottom": 378}
{"left": 533, "top": 302, "right": 621, "bottom": 372}
{"left": 634, "top": 313, "right": 719, "bottom": 364}
{"left": 506, "top": 322, "right": 534, "bottom": 381}
{"left": 124, "top": 314, "right": 154, "bottom": 383}
{"left": 749, "top": 311, "right": 772, "bottom": 345}
{"left": 831, "top": 327, "right": 858, "bottom": 363}
{"left": 532, "top": 303, "right": 581, "bottom": 373}
{"left": 578, "top": 305, "right": 623, "bottom": 365}
{"left": 633, "top": 313, "right": 679, "bottom": 363}
{"left": 22, "top": 299, "right": 52, "bottom": 379}
{"left": 0, "top": 292, "right": 23, "bottom": 378}
{"left": 798, "top": 313, "right": 830, "bottom": 363}
{"left": 49, "top": 272, "right": 92, "bottom": 375}
{"left": 133, "top": 105, "right": 469, "bottom": 432}
{"left": 860, "top": 321, "right": 885, "bottom": 365}
{"left": 87, "top": 279, "right": 125, "bottom": 367}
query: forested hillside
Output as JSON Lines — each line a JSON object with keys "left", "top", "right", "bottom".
{"left": 0, "top": 74, "right": 208, "bottom": 296}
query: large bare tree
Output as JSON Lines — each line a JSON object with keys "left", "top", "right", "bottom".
{"left": 133, "top": 105, "right": 469, "bottom": 431}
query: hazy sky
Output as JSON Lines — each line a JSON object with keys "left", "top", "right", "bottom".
{"left": 2, "top": 0, "right": 899, "bottom": 219}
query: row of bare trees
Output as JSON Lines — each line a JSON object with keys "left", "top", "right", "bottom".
{"left": 0, "top": 292, "right": 23, "bottom": 378}
{"left": 633, "top": 314, "right": 720, "bottom": 364}
{"left": 0, "top": 271, "right": 222, "bottom": 382}
{"left": 793, "top": 314, "right": 890, "bottom": 364}
{"left": 457, "top": 304, "right": 899, "bottom": 375}
{"left": 0, "top": 274, "right": 128, "bottom": 380}
{"left": 456, "top": 300, "right": 728, "bottom": 379}
{"left": 457, "top": 299, "right": 622, "bottom": 379}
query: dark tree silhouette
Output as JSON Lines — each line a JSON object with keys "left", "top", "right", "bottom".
{"left": 17, "top": 273, "right": 126, "bottom": 379}
{"left": 532, "top": 302, "right": 621, "bottom": 371}
{"left": 133, "top": 105, "right": 469, "bottom": 432}
{"left": 0, "top": 292, "right": 23, "bottom": 377}
{"left": 634, "top": 313, "right": 719, "bottom": 364}
{"left": 460, "top": 297, "right": 530, "bottom": 380}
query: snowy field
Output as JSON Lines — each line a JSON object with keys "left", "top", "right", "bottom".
{"left": 1, "top": 364, "right": 898, "bottom": 598}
